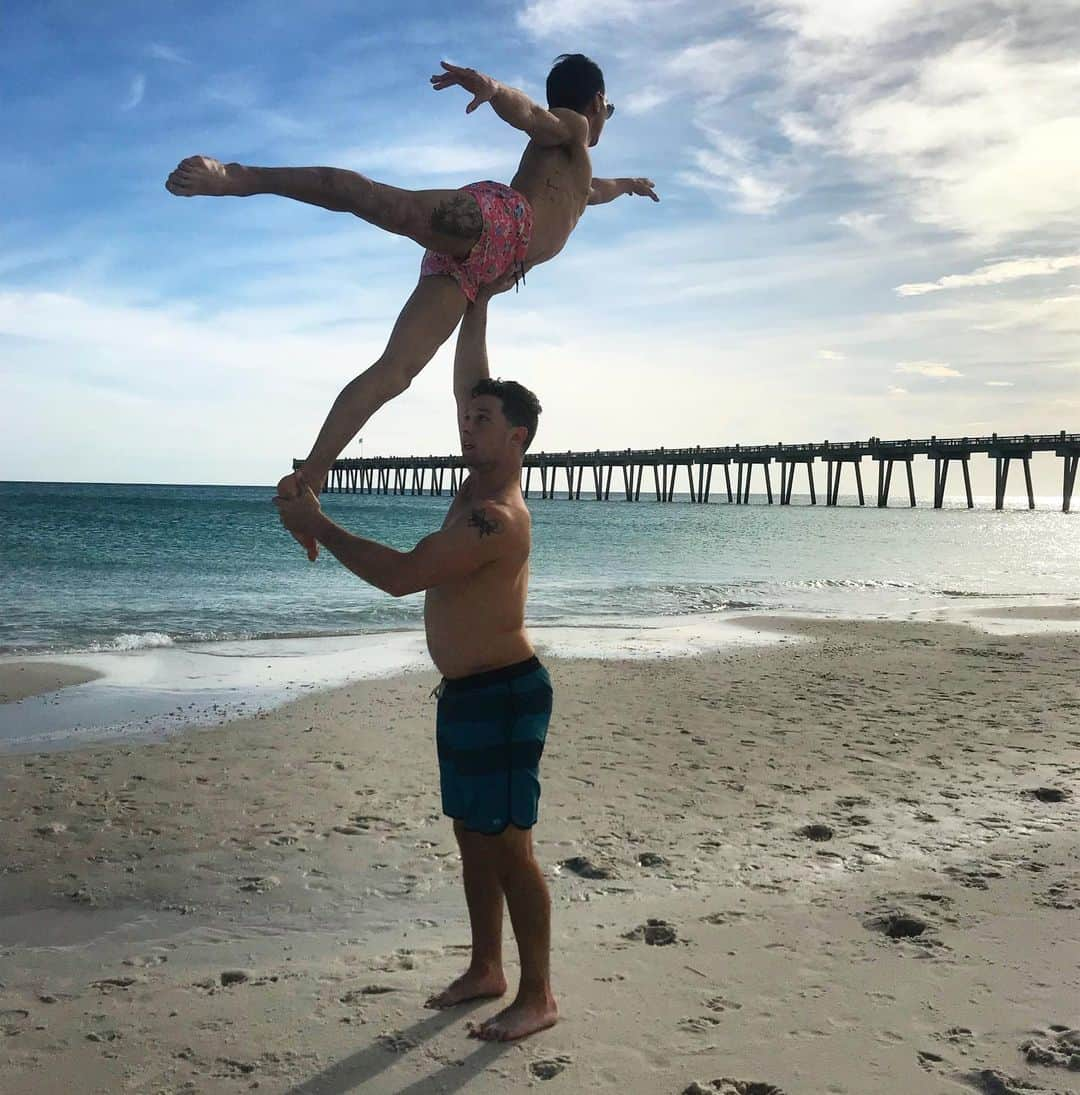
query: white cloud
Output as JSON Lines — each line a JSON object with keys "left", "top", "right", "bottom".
{"left": 896, "top": 254, "right": 1080, "bottom": 296}
{"left": 622, "top": 88, "right": 671, "bottom": 115}
{"left": 896, "top": 361, "right": 963, "bottom": 378}
{"left": 887, "top": 384, "right": 908, "bottom": 396}
{"left": 147, "top": 43, "right": 189, "bottom": 64}
{"left": 723, "top": 5, "right": 1080, "bottom": 244}
{"left": 757, "top": 0, "right": 971, "bottom": 45}
{"left": 833, "top": 211, "right": 884, "bottom": 240}
{"left": 818, "top": 349, "right": 845, "bottom": 360}
{"left": 517, "top": 0, "right": 648, "bottom": 36}
{"left": 986, "top": 380, "right": 1015, "bottom": 387}
{"left": 121, "top": 74, "right": 146, "bottom": 111}
{"left": 679, "top": 129, "right": 793, "bottom": 214}
{"left": 339, "top": 140, "right": 518, "bottom": 177}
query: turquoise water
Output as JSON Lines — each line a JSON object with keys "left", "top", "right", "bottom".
{"left": 2, "top": 480, "right": 1078, "bottom": 655}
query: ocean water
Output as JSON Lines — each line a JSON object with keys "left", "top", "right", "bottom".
{"left": 2, "top": 480, "right": 1078, "bottom": 656}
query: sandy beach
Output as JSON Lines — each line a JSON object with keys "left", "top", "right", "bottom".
{"left": 0, "top": 662, "right": 102, "bottom": 705}
{"left": 1, "top": 614, "right": 1078, "bottom": 1094}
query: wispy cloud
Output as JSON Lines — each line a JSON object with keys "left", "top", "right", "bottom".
{"left": 896, "top": 361, "right": 963, "bottom": 378}
{"left": 340, "top": 140, "right": 519, "bottom": 178}
{"left": 986, "top": 380, "right": 1014, "bottom": 387}
{"left": 517, "top": 0, "right": 651, "bottom": 36}
{"left": 818, "top": 349, "right": 845, "bottom": 360}
{"left": 833, "top": 211, "right": 884, "bottom": 240}
{"left": 147, "top": 43, "right": 189, "bottom": 64}
{"left": 896, "top": 254, "right": 1080, "bottom": 296}
{"left": 679, "top": 128, "right": 793, "bottom": 215}
{"left": 121, "top": 74, "right": 146, "bottom": 111}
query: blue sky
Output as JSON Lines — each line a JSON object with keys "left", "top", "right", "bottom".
{"left": 4, "top": 0, "right": 1079, "bottom": 494}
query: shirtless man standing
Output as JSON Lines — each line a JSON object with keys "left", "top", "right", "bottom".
{"left": 274, "top": 283, "right": 556, "bottom": 1042}
{"left": 167, "top": 53, "right": 657, "bottom": 557}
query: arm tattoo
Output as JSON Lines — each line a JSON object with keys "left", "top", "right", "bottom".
{"left": 468, "top": 508, "right": 502, "bottom": 539}
{"left": 431, "top": 194, "right": 483, "bottom": 241}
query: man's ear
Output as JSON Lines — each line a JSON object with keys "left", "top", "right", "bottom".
{"left": 510, "top": 425, "right": 528, "bottom": 451}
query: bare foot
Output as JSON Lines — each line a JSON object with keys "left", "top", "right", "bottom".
{"left": 425, "top": 966, "right": 507, "bottom": 1010}
{"left": 165, "top": 156, "right": 250, "bottom": 197}
{"left": 469, "top": 992, "right": 558, "bottom": 1041}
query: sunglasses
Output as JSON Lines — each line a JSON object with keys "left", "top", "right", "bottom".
{"left": 605, "top": 100, "right": 615, "bottom": 119}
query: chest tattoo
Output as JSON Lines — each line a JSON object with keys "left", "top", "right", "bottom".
{"left": 468, "top": 508, "right": 502, "bottom": 538}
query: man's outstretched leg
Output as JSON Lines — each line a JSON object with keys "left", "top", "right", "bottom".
{"left": 165, "top": 156, "right": 483, "bottom": 257}
{"left": 294, "top": 274, "right": 468, "bottom": 488}
{"left": 471, "top": 825, "right": 558, "bottom": 1042}
{"left": 426, "top": 822, "right": 509, "bottom": 1009}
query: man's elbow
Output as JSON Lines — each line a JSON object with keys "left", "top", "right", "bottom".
{"left": 382, "top": 575, "right": 414, "bottom": 598}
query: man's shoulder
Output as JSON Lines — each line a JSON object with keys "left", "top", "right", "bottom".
{"left": 464, "top": 496, "right": 529, "bottom": 544}
{"left": 548, "top": 107, "right": 589, "bottom": 143}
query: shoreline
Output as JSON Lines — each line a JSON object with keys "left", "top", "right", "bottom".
{"left": 1, "top": 614, "right": 1077, "bottom": 1093}
{"left": 3, "top": 598, "right": 1079, "bottom": 756}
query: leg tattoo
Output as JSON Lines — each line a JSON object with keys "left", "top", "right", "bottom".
{"left": 430, "top": 194, "right": 483, "bottom": 241}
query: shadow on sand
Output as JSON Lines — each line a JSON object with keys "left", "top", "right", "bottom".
{"left": 286, "top": 1002, "right": 513, "bottom": 1094}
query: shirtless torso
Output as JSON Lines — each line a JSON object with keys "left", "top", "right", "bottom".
{"left": 424, "top": 477, "right": 534, "bottom": 679}
{"left": 510, "top": 137, "right": 593, "bottom": 271}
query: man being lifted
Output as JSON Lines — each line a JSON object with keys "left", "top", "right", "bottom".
{"left": 168, "top": 53, "right": 657, "bottom": 558}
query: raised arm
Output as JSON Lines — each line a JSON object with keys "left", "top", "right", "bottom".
{"left": 431, "top": 62, "right": 588, "bottom": 147}
{"left": 588, "top": 177, "right": 660, "bottom": 205}
{"left": 454, "top": 298, "right": 491, "bottom": 408}
{"left": 274, "top": 488, "right": 521, "bottom": 597}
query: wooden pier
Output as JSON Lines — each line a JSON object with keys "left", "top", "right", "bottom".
{"left": 298, "top": 431, "right": 1080, "bottom": 512}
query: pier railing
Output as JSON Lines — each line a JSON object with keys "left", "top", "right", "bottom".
{"left": 296, "top": 431, "right": 1080, "bottom": 512}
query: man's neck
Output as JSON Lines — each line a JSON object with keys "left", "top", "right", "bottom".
{"left": 464, "top": 461, "right": 522, "bottom": 499}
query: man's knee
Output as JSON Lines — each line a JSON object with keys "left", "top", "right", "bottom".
{"left": 486, "top": 825, "right": 537, "bottom": 879}
{"left": 366, "top": 355, "right": 417, "bottom": 401}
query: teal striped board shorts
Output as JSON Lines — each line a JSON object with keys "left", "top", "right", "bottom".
{"left": 435, "top": 655, "right": 553, "bottom": 835}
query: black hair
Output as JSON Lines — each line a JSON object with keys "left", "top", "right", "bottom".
{"left": 546, "top": 53, "right": 604, "bottom": 114}
{"left": 471, "top": 378, "right": 542, "bottom": 452}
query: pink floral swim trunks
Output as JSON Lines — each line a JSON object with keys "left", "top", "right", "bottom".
{"left": 421, "top": 180, "right": 534, "bottom": 303}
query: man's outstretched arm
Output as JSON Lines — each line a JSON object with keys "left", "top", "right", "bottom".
{"left": 431, "top": 62, "right": 588, "bottom": 147}
{"left": 274, "top": 488, "right": 518, "bottom": 596}
{"left": 453, "top": 294, "right": 493, "bottom": 409}
{"left": 588, "top": 177, "right": 660, "bottom": 205}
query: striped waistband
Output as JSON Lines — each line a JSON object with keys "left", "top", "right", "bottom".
{"left": 440, "top": 655, "right": 542, "bottom": 695}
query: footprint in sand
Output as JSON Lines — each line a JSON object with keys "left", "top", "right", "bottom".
{"left": 559, "top": 855, "right": 616, "bottom": 880}
{"left": 683, "top": 1081, "right": 785, "bottom": 1094}
{"left": 123, "top": 953, "right": 168, "bottom": 968}
{"left": 1034, "top": 882, "right": 1078, "bottom": 910}
{"left": 863, "top": 910, "right": 933, "bottom": 941}
{"left": 237, "top": 875, "right": 280, "bottom": 893}
{"left": 623, "top": 918, "right": 679, "bottom": 946}
{"left": 637, "top": 851, "right": 669, "bottom": 868}
{"left": 944, "top": 865, "right": 1003, "bottom": 890}
{"left": 0, "top": 1009, "right": 30, "bottom": 1035}
{"left": 1020, "top": 1026, "right": 1080, "bottom": 1070}
{"left": 90, "top": 976, "right": 140, "bottom": 993}
{"left": 700, "top": 911, "right": 747, "bottom": 926}
{"left": 679, "top": 1014, "right": 722, "bottom": 1033}
{"left": 377, "top": 1030, "right": 418, "bottom": 1053}
{"left": 340, "top": 985, "right": 396, "bottom": 1003}
{"left": 958, "top": 1067, "right": 1062, "bottom": 1094}
{"left": 1026, "top": 787, "right": 1073, "bottom": 804}
{"left": 800, "top": 823, "right": 834, "bottom": 841}
{"left": 529, "top": 1055, "right": 572, "bottom": 1080}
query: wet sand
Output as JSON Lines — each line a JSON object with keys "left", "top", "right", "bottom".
{"left": 0, "top": 661, "right": 101, "bottom": 704}
{"left": 1, "top": 616, "right": 1078, "bottom": 1094}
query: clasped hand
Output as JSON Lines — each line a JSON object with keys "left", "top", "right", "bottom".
{"left": 275, "top": 472, "right": 322, "bottom": 561}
